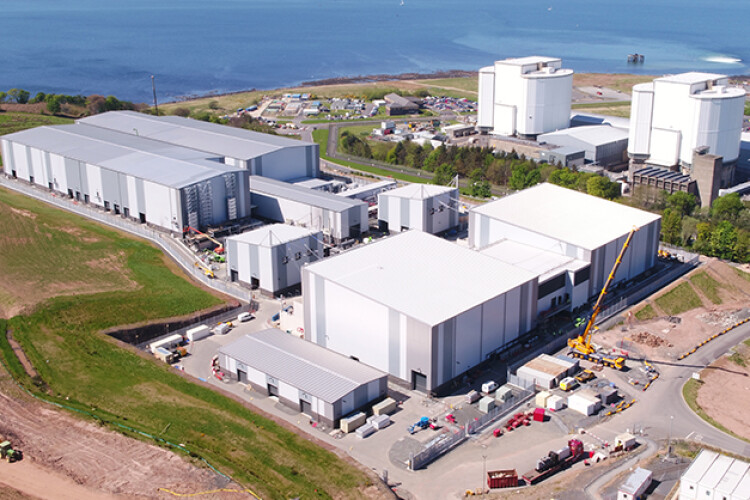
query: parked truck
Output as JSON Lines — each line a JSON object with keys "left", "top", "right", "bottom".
{"left": 522, "top": 439, "right": 584, "bottom": 485}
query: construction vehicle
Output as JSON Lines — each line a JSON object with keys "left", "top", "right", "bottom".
{"left": 184, "top": 226, "right": 224, "bottom": 253}
{"left": 407, "top": 417, "right": 436, "bottom": 434}
{"left": 522, "top": 439, "right": 583, "bottom": 485}
{"left": 194, "top": 261, "right": 215, "bottom": 279}
{"left": 567, "top": 228, "right": 637, "bottom": 370}
{"left": 0, "top": 441, "right": 22, "bottom": 463}
{"left": 575, "top": 369, "right": 596, "bottom": 384}
{"left": 559, "top": 377, "right": 579, "bottom": 392}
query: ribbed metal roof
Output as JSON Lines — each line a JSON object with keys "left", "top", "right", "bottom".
{"left": 79, "top": 110, "right": 312, "bottom": 160}
{"left": 480, "top": 239, "right": 587, "bottom": 282}
{"left": 219, "top": 329, "right": 386, "bottom": 404}
{"left": 249, "top": 176, "right": 366, "bottom": 212}
{"left": 538, "top": 125, "right": 628, "bottom": 147}
{"left": 3, "top": 124, "right": 239, "bottom": 188}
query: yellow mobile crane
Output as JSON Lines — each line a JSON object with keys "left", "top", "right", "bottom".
{"left": 567, "top": 227, "right": 638, "bottom": 370}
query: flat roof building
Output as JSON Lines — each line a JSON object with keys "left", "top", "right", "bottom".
{"left": 469, "top": 183, "right": 660, "bottom": 300}
{"left": 249, "top": 176, "right": 368, "bottom": 244}
{"left": 1, "top": 123, "right": 251, "bottom": 232}
{"left": 478, "top": 56, "right": 573, "bottom": 138}
{"left": 218, "top": 329, "right": 387, "bottom": 428}
{"left": 303, "top": 231, "right": 538, "bottom": 393}
{"left": 225, "top": 224, "right": 323, "bottom": 296}
{"left": 378, "top": 184, "right": 459, "bottom": 235}
{"left": 538, "top": 125, "right": 629, "bottom": 168}
{"left": 617, "top": 467, "right": 652, "bottom": 500}
{"left": 80, "top": 111, "right": 319, "bottom": 181}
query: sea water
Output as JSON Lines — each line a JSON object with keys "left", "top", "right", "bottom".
{"left": 1, "top": 0, "right": 748, "bottom": 102}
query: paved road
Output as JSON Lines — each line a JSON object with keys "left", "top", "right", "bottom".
{"left": 584, "top": 437, "right": 658, "bottom": 500}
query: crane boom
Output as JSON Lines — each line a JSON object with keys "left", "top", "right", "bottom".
{"left": 567, "top": 227, "right": 638, "bottom": 369}
{"left": 184, "top": 226, "right": 224, "bottom": 253}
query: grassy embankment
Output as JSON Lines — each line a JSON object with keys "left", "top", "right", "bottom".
{"left": 0, "top": 187, "right": 371, "bottom": 499}
{"left": 313, "top": 127, "right": 428, "bottom": 184}
{"left": 653, "top": 282, "right": 703, "bottom": 315}
{"left": 0, "top": 112, "right": 73, "bottom": 135}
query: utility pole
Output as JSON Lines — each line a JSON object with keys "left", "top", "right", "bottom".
{"left": 151, "top": 75, "right": 159, "bottom": 116}
{"left": 481, "top": 454, "right": 487, "bottom": 496}
{"left": 667, "top": 415, "right": 674, "bottom": 459}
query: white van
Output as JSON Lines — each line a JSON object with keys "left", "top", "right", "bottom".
{"left": 237, "top": 312, "right": 254, "bottom": 323}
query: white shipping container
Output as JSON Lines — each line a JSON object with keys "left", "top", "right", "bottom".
{"left": 567, "top": 394, "right": 599, "bottom": 416}
{"left": 186, "top": 325, "right": 211, "bottom": 342}
{"left": 372, "top": 414, "right": 391, "bottom": 430}
{"left": 546, "top": 395, "right": 565, "bottom": 411}
{"left": 356, "top": 422, "right": 376, "bottom": 439}
{"left": 150, "top": 333, "right": 184, "bottom": 354}
{"left": 214, "top": 323, "right": 230, "bottom": 335}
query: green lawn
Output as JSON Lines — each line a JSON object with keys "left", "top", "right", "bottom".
{"left": 0, "top": 112, "right": 73, "bottom": 135}
{"left": 635, "top": 304, "right": 657, "bottom": 321}
{"left": 312, "top": 128, "right": 429, "bottom": 184}
{"left": 418, "top": 77, "right": 478, "bottom": 93}
{"left": 0, "top": 187, "right": 370, "bottom": 499}
{"left": 690, "top": 271, "right": 723, "bottom": 305}
{"left": 654, "top": 282, "right": 703, "bottom": 316}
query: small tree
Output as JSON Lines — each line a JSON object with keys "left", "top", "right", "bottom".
{"left": 666, "top": 191, "right": 697, "bottom": 217}
{"left": 433, "top": 163, "right": 457, "bottom": 186}
{"left": 8, "top": 88, "right": 30, "bottom": 104}
{"left": 711, "top": 193, "right": 744, "bottom": 221}
{"left": 172, "top": 107, "right": 191, "bottom": 117}
{"left": 46, "top": 95, "right": 62, "bottom": 114}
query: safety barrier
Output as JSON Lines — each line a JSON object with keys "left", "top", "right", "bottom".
{"left": 676, "top": 317, "right": 750, "bottom": 361}
{"left": 408, "top": 428, "right": 466, "bottom": 471}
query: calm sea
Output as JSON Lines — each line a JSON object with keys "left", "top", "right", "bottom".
{"left": 2, "top": 0, "right": 748, "bottom": 102}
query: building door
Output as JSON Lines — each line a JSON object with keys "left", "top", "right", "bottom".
{"left": 139, "top": 213, "right": 146, "bottom": 224}
{"left": 268, "top": 383, "right": 279, "bottom": 397}
{"left": 412, "top": 371, "right": 427, "bottom": 392}
{"left": 301, "top": 400, "right": 312, "bottom": 417}
{"left": 237, "top": 369, "right": 247, "bottom": 384}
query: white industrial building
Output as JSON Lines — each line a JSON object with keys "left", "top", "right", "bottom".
{"left": 469, "top": 183, "right": 661, "bottom": 301}
{"left": 79, "top": 111, "right": 319, "bottom": 181}
{"left": 679, "top": 449, "right": 750, "bottom": 500}
{"left": 516, "top": 354, "right": 578, "bottom": 389}
{"left": 249, "top": 176, "right": 368, "bottom": 244}
{"left": 628, "top": 72, "right": 745, "bottom": 170}
{"left": 1, "top": 124, "right": 251, "bottom": 232}
{"left": 538, "top": 125, "right": 629, "bottom": 168}
{"left": 338, "top": 180, "right": 397, "bottom": 205}
{"left": 302, "top": 231, "right": 539, "bottom": 393}
{"left": 617, "top": 467, "right": 652, "bottom": 500}
{"left": 377, "top": 184, "right": 459, "bottom": 234}
{"left": 480, "top": 239, "right": 590, "bottom": 314}
{"left": 225, "top": 224, "right": 323, "bottom": 296}
{"left": 478, "top": 56, "right": 573, "bottom": 138}
{"left": 218, "top": 329, "right": 388, "bottom": 428}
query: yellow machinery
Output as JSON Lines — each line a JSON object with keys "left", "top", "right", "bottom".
{"left": 194, "top": 261, "right": 215, "bottom": 279}
{"left": 567, "top": 227, "right": 638, "bottom": 370}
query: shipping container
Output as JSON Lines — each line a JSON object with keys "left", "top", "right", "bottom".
{"left": 487, "top": 469, "right": 518, "bottom": 489}
{"left": 149, "top": 333, "right": 184, "bottom": 354}
{"left": 186, "top": 325, "right": 211, "bottom": 342}
{"left": 546, "top": 395, "right": 565, "bottom": 411}
{"left": 535, "top": 391, "right": 551, "bottom": 407}
{"left": 373, "top": 397, "right": 397, "bottom": 416}
{"left": 371, "top": 414, "right": 391, "bottom": 430}
{"left": 341, "top": 412, "right": 366, "bottom": 433}
{"left": 214, "top": 323, "right": 231, "bottom": 335}
{"left": 479, "top": 396, "right": 495, "bottom": 414}
{"left": 356, "top": 422, "right": 376, "bottom": 439}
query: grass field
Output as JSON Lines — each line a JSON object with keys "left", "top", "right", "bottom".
{"left": 571, "top": 101, "right": 632, "bottom": 118}
{"left": 635, "top": 304, "right": 657, "bottom": 321}
{"left": 0, "top": 112, "right": 73, "bottom": 135}
{"left": 654, "top": 282, "right": 703, "bottom": 316}
{"left": 313, "top": 128, "right": 428, "bottom": 184}
{"left": 689, "top": 271, "right": 723, "bottom": 305}
{"left": 0, "top": 187, "right": 371, "bottom": 499}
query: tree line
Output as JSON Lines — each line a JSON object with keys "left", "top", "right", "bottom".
{"left": 0, "top": 88, "right": 139, "bottom": 115}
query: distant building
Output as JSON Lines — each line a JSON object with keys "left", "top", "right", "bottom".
{"left": 377, "top": 184, "right": 459, "bottom": 234}
{"left": 478, "top": 56, "right": 573, "bottom": 138}
{"left": 628, "top": 72, "right": 745, "bottom": 206}
{"left": 539, "top": 146, "right": 585, "bottom": 168}
{"left": 384, "top": 93, "right": 421, "bottom": 115}
{"left": 538, "top": 125, "right": 629, "bottom": 168}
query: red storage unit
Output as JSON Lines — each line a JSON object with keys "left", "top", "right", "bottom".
{"left": 533, "top": 408, "right": 545, "bottom": 422}
{"left": 487, "top": 469, "right": 518, "bottom": 489}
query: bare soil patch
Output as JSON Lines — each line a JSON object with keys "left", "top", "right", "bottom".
{"left": 0, "top": 376, "right": 244, "bottom": 499}
{"left": 696, "top": 345, "right": 750, "bottom": 441}
{"left": 597, "top": 260, "right": 750, "bottom": 360}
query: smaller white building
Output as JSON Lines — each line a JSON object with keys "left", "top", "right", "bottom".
{"left": 567, "top": 390, "right": 601, "bottom": 416}
{"left": 249, "top": 176, "right": 368, "bottom": 244}
{"left": 680, "top": 450, "right": 719, "bottom": 500}
{"left": 378, "top": 184, "right": 459, "bottom": 234}
{"left": 516, "top": 354, "right": 577, "bottom": 389}
{"left": 218, "top": 329, "right": 388, "bottom": 428}
{"left": 617, "top": 467, "right": 652, "bottom": 500}
{"left": 478, "top": 56, "right": 574, "bottom": 138}
{"left": 225, "top": 224, "right": 323, "bottom": 296}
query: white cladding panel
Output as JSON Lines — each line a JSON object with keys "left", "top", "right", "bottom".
{"left": 522, "top": 74, "right": 572, "bottom": 136}
{"left": 628, "top": 86, "right": 654, "bottom": 156}
{"left": 0, "top": 140, "right": 9, "bottom": 176}
{"left": 12, "top": 143, "right": 30, "bottom": 179}
{"left": 504, "top": 287, "right": 521, "bottom": 342}
{"left": 245, "top": 364, "right": 267, "bottom": 387}
{"left": 694, "top": 95, "right": 744, "bottom": 162}
{"left": 126, "top": 174, "right": 139, "bottom": 215}
{"left": 478, "top": 68, "right": 495, "bottom": 129}
{"left": 454, "top": 306, "right": 482, "bottom": 372}
{"left": 278, "top": 380, "right": 299, "bottom": 403}
{"left": 409, "top": 198, "right": 424, "bottom": 231}
{"left": 50, "top": 154, "right": 69, "bottom": 193}
{"left": 481, "top": 295, "right": 506, "bottom": 357}
{"left": 236, "top": 242, "right": 252, "bottom": 282}
{"left": 254, "top": 147, "right": 311, "bottom": 181}
{"left": 321, "top": 278, "right": 390, "bottom": 374}
{"left": 649, "top": 128, "right": 681, "bottom": 166}
{"left": 143, "top": 180, "right": 175, "bottom": 230}
{"left": 86, "top": 163, "right": 104, "bottom": 207}
{"left": 493, "top": 104, "right": 516, "bottom": 136}
{"left": 29, "top": 148, "right": 47, "bottom": 185}
{"left": 259, "top": 245, "right": 275, "bottom": 292}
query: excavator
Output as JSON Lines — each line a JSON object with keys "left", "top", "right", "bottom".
{"left": 567, "top": 227, "right": 638, "bottom": 370}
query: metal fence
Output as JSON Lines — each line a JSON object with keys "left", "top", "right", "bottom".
{"left": 0, "top": 177, "right": 254, "bottom": 302}
{"left": 408, "top": 428, "right": 467, "bottom": 471}
{"left": 466, "top": 379, "right": 536, "bottom": 435}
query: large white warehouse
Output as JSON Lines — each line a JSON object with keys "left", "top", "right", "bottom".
{"left": 249, "top": 176, "right": 368, "bottom": 244}
{"left": 302, "top": 231, "right": 538, "bottom": 393}
{"left": 225, "top": 224, "right": 323, "bottom": 296}
{"left": 80, "top": 111, "right": 319, "bottom": 181}
{"left": 377, "top": 184, "right": 459, "bottom": 234}
{"left": 628, "top": 72, "right": 745, "bottom": 169}
{"left": 478, "top": 56, "right": 573, "bottom": 138}
{"left": 218, "top": 329, "right": 388, "bottom": 428}
{"left": 1, "top": 124, "right": 251, "bottom": 232}
{"left": 469, "top": 183, "right": 661, "bottom": 300}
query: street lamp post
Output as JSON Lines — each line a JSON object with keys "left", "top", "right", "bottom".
{"left": 667, "top": 415, "right": 674, "bottom": 459}
{"left": 481, "top": 454, "right": 487, "bottom": 496}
